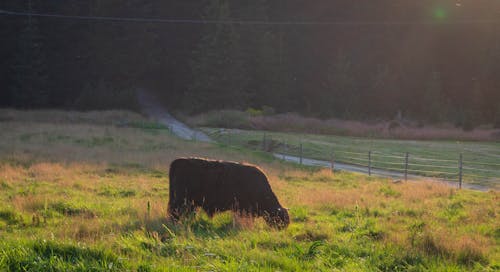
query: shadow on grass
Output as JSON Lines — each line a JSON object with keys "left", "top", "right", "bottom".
{"left": 144, "top": 210, "right": 253, "bottom": 241}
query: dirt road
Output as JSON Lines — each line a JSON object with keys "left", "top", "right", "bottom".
{"left": 137, "top": 90, "right": 212, "bottom": 142}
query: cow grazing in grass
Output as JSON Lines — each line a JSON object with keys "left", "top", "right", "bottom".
{"left": 168, "top": 158, "right": 289, "bottom": 229}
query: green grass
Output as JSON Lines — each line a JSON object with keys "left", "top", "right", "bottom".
{"left": 202, "top": 128, "right": 500, "bottom": 188}
{"left": 0, "top": 110, "right": 499, "bottom": 271}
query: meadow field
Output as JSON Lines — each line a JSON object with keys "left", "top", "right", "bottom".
{"left": 0, "top": 110, "right": 499, "bottom": 271}
{"left": 202, "top": 128, "right": 500, "bottom": 189}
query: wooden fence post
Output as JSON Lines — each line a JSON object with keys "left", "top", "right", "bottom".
{"left": 282, "top": 141, "right": 286, "bottom": 160}
{"left": 262, "top": 132, "right": 266, "bottom": 151}
{"left": 459, "top": 153, "right": 463, "bottom": 189}
{"left": 330, "top": 151, "right": 335, "bottom": 173}
{"left": 368, "top": 151, "right": 372, "bottom": 176}
{"left": 299, "top": 143, "right": 303, "bottom": 165}
{"left": 405, "top": 152, "right": 409, "bottom": 181}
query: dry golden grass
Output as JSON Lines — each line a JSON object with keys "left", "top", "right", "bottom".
{"left": 188, "top": 110, "right": 500, "bottom": 141}
{"left": 258, "top": 113, "right": 500, "bottom": 141}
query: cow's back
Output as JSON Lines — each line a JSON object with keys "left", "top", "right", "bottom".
{"left": 169, "top": 158, "right": 221, "bottom": 208}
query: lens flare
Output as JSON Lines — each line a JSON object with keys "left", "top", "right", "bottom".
{"left": 433, "top": 7, "right": 447, "bottom": 20}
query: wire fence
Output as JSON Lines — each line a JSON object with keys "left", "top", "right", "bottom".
{"left": 203, "top": 129, "right": 499, "bottom": 189}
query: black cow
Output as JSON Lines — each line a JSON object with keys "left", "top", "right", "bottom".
{"left": 168, "top": 158, "right": 289, "bottom": 229}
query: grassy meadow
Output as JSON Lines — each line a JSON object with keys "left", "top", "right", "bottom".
{"left": 202, "top": 128, "right": 500, "bottom": 189}
{"left": 0, "top": 110, "right": 499, "bottom": 271}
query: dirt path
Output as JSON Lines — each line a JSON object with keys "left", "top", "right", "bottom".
{"left": 137, "top": 90, "right": 212, "bottom": 142}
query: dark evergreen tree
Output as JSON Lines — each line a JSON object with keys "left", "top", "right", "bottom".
{"left": 325, "top": 50, "right": 357, "bottom": 118}
{"left": 188, "top": 0, "right": 250, "bottom": 112}
{"left": 243, "top": 0, "right": 296, "bottom": 112}
{"left": 422, "top": 71, "right": 443, "bottom": 123}
{"left": 0, "top": 0, "right": 499, "bottom": 125}
{"left": 9, "top": 1, "right": 48, "bottom": 108}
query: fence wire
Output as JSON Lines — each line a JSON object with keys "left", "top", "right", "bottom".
{"left": 207, "top": 129, "right": 499, "bottom": 187}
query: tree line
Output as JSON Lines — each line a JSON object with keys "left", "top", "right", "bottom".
{"left": 1, "top": 0, "right": 499, "bottom": 128}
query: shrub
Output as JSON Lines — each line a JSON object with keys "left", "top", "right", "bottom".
{"left": 246, "top": 107, "right": 263, "bottom": 117}
{"left": 262, "top": 105, "right": 275, "bottom": 116}
{"left": 200, "top": 110, "right": 251, "bottom": 129}
{"left": 388, "top": 120, "right": 401, "bottom": 130}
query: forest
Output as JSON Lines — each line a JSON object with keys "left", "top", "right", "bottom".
{"left": 1, "top": 0, "right": 500, "bottom": 127}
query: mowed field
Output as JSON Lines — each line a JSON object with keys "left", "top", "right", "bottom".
{"left": 202, "top": 128, "right": 500, "bottom": 189}
{"left": 0, "top": 110, "right": 499, "bottom": 271}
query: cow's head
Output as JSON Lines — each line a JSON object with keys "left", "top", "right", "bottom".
{"left": 264, "top": 207, "right": 290, "bottom": 229}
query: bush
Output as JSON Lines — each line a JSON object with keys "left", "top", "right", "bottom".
{"left": 197, "top": 110, "right": 251, "bottom": 129}
{"left": 246, "top": 107, "right": 263, "bottom": 117}
{"left": 262, "top": 105, "right": 275, "bottom": 116}
{"left": 388, "top": 120, "right": 401, "bottom": 130}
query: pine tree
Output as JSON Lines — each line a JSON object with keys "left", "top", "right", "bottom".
{"left": 422, "top": 71, "right": 443, "bottom": 123}
{"left": 10, "top": 1, "right": 48, "bottom": 108}
{"left": 325, "top": 50, "right": 357, "bottom": 118}
{"left": 188, "top": 0, "right": 249, "bottom": 112}
{"left": 494, "top": 104, "right": 500, "bottom": 129}
{"left": 246, "top": 0, "right": 291, "bottom": 111}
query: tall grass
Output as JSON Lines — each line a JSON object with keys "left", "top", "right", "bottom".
{"left": 186, "top": 110, "right": 500, "bottom": 141}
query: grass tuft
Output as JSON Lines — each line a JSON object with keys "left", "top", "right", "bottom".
{"left": 49, "top": 202, "right": 97, "bottom": 218}
{"left": 0, "top": 240, "right": 123, "bottom": 271}
{"left": 0, "top": 208, "right": 22, "bottom": 225}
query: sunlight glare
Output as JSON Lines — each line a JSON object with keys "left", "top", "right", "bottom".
{"left": 433, "top": 7, "right": 448, "bottom": 20}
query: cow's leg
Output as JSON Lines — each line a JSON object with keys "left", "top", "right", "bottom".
{"left": 204, "top": 206, "right": 216, "bottom": 217}
{"left": 169, "top": 198, "right": 196, "bottom": 220}
{"left": 168, "top": 205, "right": 182, "bottom": 220}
